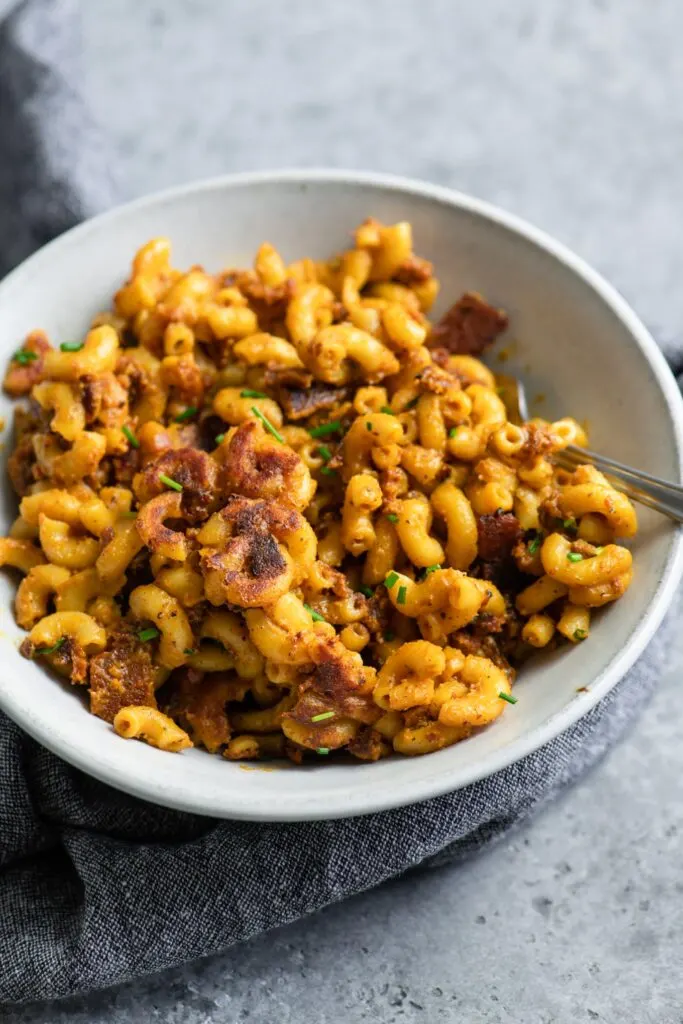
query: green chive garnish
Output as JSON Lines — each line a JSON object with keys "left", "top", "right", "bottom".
{"left": 174, "top": 406, "right": 197, "bottom": 422}
{"left": 309, "top": 421, "right": 341, "bottom": 438}
{"left": 320, "top": 467, "right": 337, "bottom": 476}
{"left": 397, "top": 585, "right": 407, "bottom": 605}
{"left": 215, "top": 433, "right": 225, "bottom": 445}
{"left": 138, "top": 627, "right": 160, "bottom": 642}
{"left": 317, "top": 445, "right": 332, "bottom": 462}
{"left": 124, "top": 510, "right": 138, "bottom": 519}
{"left": 14, "top": 349, "right": 38, "bottom": 364}
{"left": 183, "top": 648, "right": 195, "bottom": 655}
{"left": 316, "top": 747, "right": 330, "bottom": 755}
{"left": 449, "top": 426, "right": 459, "bottom": 438}
{"left": 380, "top": 406, "right": 395, "bottom": 416}
{"left": 563, "top": 517, "right": 577, "bottom": 531}
{"left": 159, "top": 473, "right": 182, "bottom": 492}
{"left": 573, "top": 629, "right": 588, "bottom": 641}
{"left": 241, "top": 389, "right": 267, "bottom": 399}
{"left": 60, "top": 341, "right": 84, "bottom": 352}
{"left": 567, "top": 552, "right": 583, "bottom": 563}
{"left": 528, "top": 535, "right": 542, "bottom": 555}
{"left": 122, "top": 425, "right": 139, "bottom": 449}
{"left": 311, "top": 711, "right": 335, "bottom": 723}
{"left": 304, "top": 603, "right": 326, "bottom": 623}
{"left": 405, "top": 396, "right": 419, "bottom": 410}
{"left": 384, "top": 631, "right": 395, "bottom": 642}
{"left": 358, "top": 585, "right": 374, "bottom": 598}
{"left": 366, "top": 421, "right": 373, "bottom": 432}
{"left": 386, "top": 513, "right": 399, "bottom": 524}
{"left": 36, "top": 637, "right": 66, "bottom": 655}
{"left": 384, "top": 572, "right": 399, "bottom": 589}
{"left": 424, "top": 564, "right": 441, "bottom": 576}
{"left": 252, "top": 406, "right": 284, "bottom": 443}
{"left": 499, "top": 692, "right": 518, "bottom": 704}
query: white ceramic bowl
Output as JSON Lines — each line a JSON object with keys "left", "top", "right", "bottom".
{"left": 0, "top": 170, "right": 681, "bottom": 821}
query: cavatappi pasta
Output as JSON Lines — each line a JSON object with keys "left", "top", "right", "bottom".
{"left": 1, "top": 219, "right": 637, "bottom": 762}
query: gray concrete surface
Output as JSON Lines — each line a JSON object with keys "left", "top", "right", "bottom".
{"left": 8, "top": 0, "right": 683, "bottom": 1020}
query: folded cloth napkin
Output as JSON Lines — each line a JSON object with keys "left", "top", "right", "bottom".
{"left": 0, "top": 0, "right": 681, "bottom": 1006}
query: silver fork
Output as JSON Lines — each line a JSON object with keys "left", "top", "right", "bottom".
{"left": 496, "top": 374, "right": 683, "bottom": 524}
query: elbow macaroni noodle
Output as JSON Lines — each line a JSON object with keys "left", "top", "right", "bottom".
{"left": 1, "top": 217, "right": 637, "bottom": 763}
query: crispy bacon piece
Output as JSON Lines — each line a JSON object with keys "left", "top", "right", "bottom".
{"left": 218, "top": 419, "right": 313, "bottom": 509}
{"left": 278, "top": 382, "right": 350, "bottom": 421}
{"left": 476, "top": 510, "right": 522, "bottom": 562}
{"left": 89, "top": 627, "right": 157, "bottom": 722}
{"left": 394, "top": 254, "right": 434, "bottom": 286}
{"left": 430, "top": 292, "right": 508, "bottom": 355}
{"left": 134, "top": 447, "right": 218, "bottom": 522}
{"left": 3, "top": 331, "right": 51, "bottom": 397}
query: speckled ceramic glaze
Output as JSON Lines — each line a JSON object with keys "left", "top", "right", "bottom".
{"left": 0, "top": 170, "right": 681, "bottom": 821}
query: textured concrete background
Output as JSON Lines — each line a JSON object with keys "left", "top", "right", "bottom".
{"left": 8, "top": 1, "right": 683, "bottom": 1021}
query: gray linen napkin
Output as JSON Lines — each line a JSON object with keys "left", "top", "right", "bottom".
{"left": 0, "top": 0, "right": 680, "bottom": 1005}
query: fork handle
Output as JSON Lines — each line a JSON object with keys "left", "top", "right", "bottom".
{"left": 555, "top": 446, "right": 683, "bottom": 524}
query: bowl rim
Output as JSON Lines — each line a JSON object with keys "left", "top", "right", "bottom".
{"left": 1, "top": 167, "right": 682, "bottom": 821}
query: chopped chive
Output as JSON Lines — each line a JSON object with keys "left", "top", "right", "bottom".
{"left": 405, "top": 396, "right": 419, "bottom": 410}
{"left": 573, "top": 629, "right": 588, "bottom": 641}
{"left": 183, "top": 648, "right": 195, "bottom": 655}
{"left": 386, "top": 513, "right": 399, "bottom": 524}
{"left": 449, "top": 426, "right": 459, "bottom": 438}
{"left": 309, "top": 420, "right": 342, "bottom": 438}
{"left": 36, "top": 637, "right": 66, "bottom": 655}
{"left": 358, "top": 585, "right": 374, "bottom": 598}
{"left": 594, "top": 546, "right": 604, "bottom": 555}
{"left": 567, "top": 552, "right": 583, "bottom": 563}
{"left": 215, "top": 433, "right": 225, "bottom": 445}
{"left": 241, "top": 388, "right": 267, "bottom": 399}
{"left": 320, "top": 466, "right": 337, "bottom": 476}
{"left": 60, "top": 340, "right": 85, "bottom": 352}
{"left": 159, "top": 473, "right": 182, "bottom": 492}
{"left": 424, "top": 564, "right": 441, "bottom": 576}
{"left": 174, "top": 406, "right": 198, "bottom": 422}
{"left": 124, "top": 510, "right": 138, "bottom": 519}
{"left": 366, "top": 421, "right": 373, "bottom": 432}
{"left": 14, "top": 349, "right": 38, "bottom": 364}
{"left": 252, "top": 406, "right": 284, "bottom": 443}
{"left": 499, "top": 691, "right": 518, "bottom": 704}
{"left": 316, "top": 747, "right": 330, "bottom": 755}
{"left": 122, "top": 425, "right": 140, "bottom": 449}
{"left": 397, "top": 585, "right": 407, "bottom": 605}
{"left": 380, "top": 405, "right": 396, "bottom": 416}
{"left": 138, "top": 627, "right": 160, "bottom": 642}
{"left": 562, "top": 517, "right": 577, "bottom": 531}
{"left": 384, "top": 571, "right": 399, "bottom": 589}
{"left": 303, "top": 603, "right": 326, "bottom": 623}
{"left": 311, "top": 711, "right": 335, "bottom": 722}
{"left": 384, "top": 631, "right": 395, "bottom": 642}
{"left": 528, "top": 535, "right": 542, "bottom": 555}
{"left": 317, "top": 445, "right": 332, "bottom": 462}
